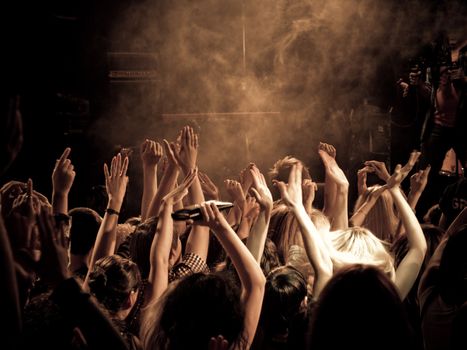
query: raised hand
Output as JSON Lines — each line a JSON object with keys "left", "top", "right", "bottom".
{"left": 368, "top": 185, "right": 388, "bottom": 202}
{"left": 239, "top": 165, "right": 254, "bottom": 193}
{"left": 273, "top": 162, "right": 303, "bottom": 208}
{"left": 103, "top": 153, "right": 129, "bottom": 209}
{"left": 162, "top": 168, "right": 197, "bottom": 205}
{"left": 410, "top": 165, "right": 431, "bottom": 194}
{"left": 363, "top": 160, "right": 391, "bottom": 182}
{"left": 208, "top": 335, "right": 229, "bottom": 350}
{"left": 225, "top": 179, "right": 246, "bottom": 209}
{"left": 318, "top": 143, "right": 348, "bottom": 187}
{"left": 162, "top": 139, "right": 180, "bottom": 170}
{"left": 302, "top": 178, "right": 318, "bottom": 211}
{"left": 249, "top": 164, "right": 273, "bottom": 213}
{"left": 357, "top": 166, "right": 372, "bottom": 195}
{"left": 242, "top": 196, "right": 260, "bottom": 223}
{"left": 140, "top": 139, "right": 163, "bottom": 168}
{"left": 397, "top": 78, "right": 410, "bottom": 97}
{"left": 319, "top": 141, "right": 336, "bottom": 158}
{"left": 199, "top": 172, "right": 220, "bottom": 200}
{"left": 198, "top": 201, "right": 230, "bottom": 233}
{"left": 52, "top": 148, "right": 76, "bottom": 196}
{"left": 401, "top": 151, "right": 421, "bottom": 177}
{"left": 386, "top": 151, "right": 421, "bottom": 189}
{"left": 175, "top": 126, "right": 198, "bottom": 173}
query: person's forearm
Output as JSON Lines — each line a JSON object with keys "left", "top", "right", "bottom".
{"left": 225, "top": 204, "right": 242, "bottom": 227}
{"left": 214, "top": 223, "right": 265, "bottom": 291}
{"left": 52, "top": 192, "right": 68, "bottom": 215}
{"left": 83, "top": 198, "right": 122, "bottom": 289}
{"left": 147, "top": 165, "right": 179, "bottom": 218}
{"left": 237, "top": 215, "right": 254, "bottom": 240}
{"left": 292, "top": 205, "right": 333, "bottom": 275}
{"left": 141, "top": 165, "right": 157, "bottom": 221}
{"left": 246, "top": 211, "right": 271, "bottom": 263}
{"left": 95, "top": 196, "right": 123, "bottom": 257}
{"left": 184, "top": 177, "right": 210, "bottom": 261}
{"left": 323, "top": 173, "right": 337, "bottom": 217}
{"left": 147, "top": 201, "right": 173, "bottom": 302}
{"left": 390, "top": 187, "right": 426, "bottom": 252}
{"left": 349, "top": 198, "right": 375, "bottom": 227}
{"left": 330, "top": 184, "right": 349, "bottom": 230}
{"left": 150, "top": 201, "right": 173, "bottom": 278}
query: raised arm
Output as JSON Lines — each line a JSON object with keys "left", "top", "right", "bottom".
{"left": 224, "top": 179, "right": 246, "bottom": 227}
{"left": 319, "top": 142, "right": 337, "bottom": 217}
{"left": 146, "top": 140, "right": 180, "bottom": 218}
{"left": 302, "top": 178, "right": 318, "bottom": 214}
{"left": 199, "top": 171, "right": 220, "bottom": 201}
{"left": 273, "top": 163, "right": 333, "bottom": 298}
{"left": 407, "top": 166, "right": 431, "bottom": 211}
{"left": 246, "top": 165, "right": 273, "bottom": 263}
{"left": 146, "top": 170, "right": 196, "bottom": 304}
{"left": 140, "top": 139, "right": 163, "bottom": 221}
{"left": 349, "top": 185, "right": 387, "bottom": 227}
{"left": 356, "top": 166, "right": 370, "bottom": 196}
{"left": 200, "top": 202, "right": 265, "bottom": 349}
{"left": 176, "top": 126, "right": 210, "bottom": 262}
{"left": 51, "top": 147, "right": 76, "bottom": 215}
{"left": 84, "top": 153, "right": 129, "bottom": 288}
{"left": 386, "top": 152, "right": 427, "bottom": 299}
{"left": 318, "top": 142, "right": 349, "bottom": 231}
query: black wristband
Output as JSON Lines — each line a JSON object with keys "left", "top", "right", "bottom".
{"left": 106, "top": 208, "right": 120, "bottom": 216}
{"left": 54, "top": 213, "right": 71, "bottom": 224}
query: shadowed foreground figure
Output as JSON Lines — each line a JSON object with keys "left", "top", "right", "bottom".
{"left": 308, "top": 264, "right": 415, "bottom": 350}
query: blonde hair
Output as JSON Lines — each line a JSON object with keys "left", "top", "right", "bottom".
{"left": 309, "top": 209, "right": 331, "bottom": 234}
{"left": 354, "top": 185, "right": 399, "bottom": 243}
{"left": 327, "top": 226, "right": 396, "bottom": 281}
{"left": 268, "top": 156, "right": 311, "bottom": 183}
{"left": 269, "top": 204, "right": 304, "bottom": 264}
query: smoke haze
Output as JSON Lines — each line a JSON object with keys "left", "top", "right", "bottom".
{"left": 90, "top": 0, "right": 467, "bottom": 194}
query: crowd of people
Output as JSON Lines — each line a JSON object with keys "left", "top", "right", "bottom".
{"left": 1, "top": 34, "right": 467, "bottom": 350}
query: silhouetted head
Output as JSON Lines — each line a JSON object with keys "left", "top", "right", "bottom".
{"left": 392, "top": 224, "right": 444, "bottom": 271}
{"left": 68, "top": 207, "right": 102, "bottom": 256}
{"left": 309, "top": 264, "right": 414, "bottom": 350}
{"left": 261, "top": 266, "right": 307, "bottom": 337}
{"left": 88, "top": 255, "right": 141, "bottom": 316}
{"left": 141, "top": 272, "right": 245, "bottom": 350}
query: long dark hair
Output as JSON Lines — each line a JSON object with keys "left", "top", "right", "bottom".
{"left": 142, "top": 272, "right": 246, "bottom": 350}
{"left": 261, "top": 265, "right": 307, "bottom": 337}
{"left": 88, "top": 255, "right": 141, "bottom": 314}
